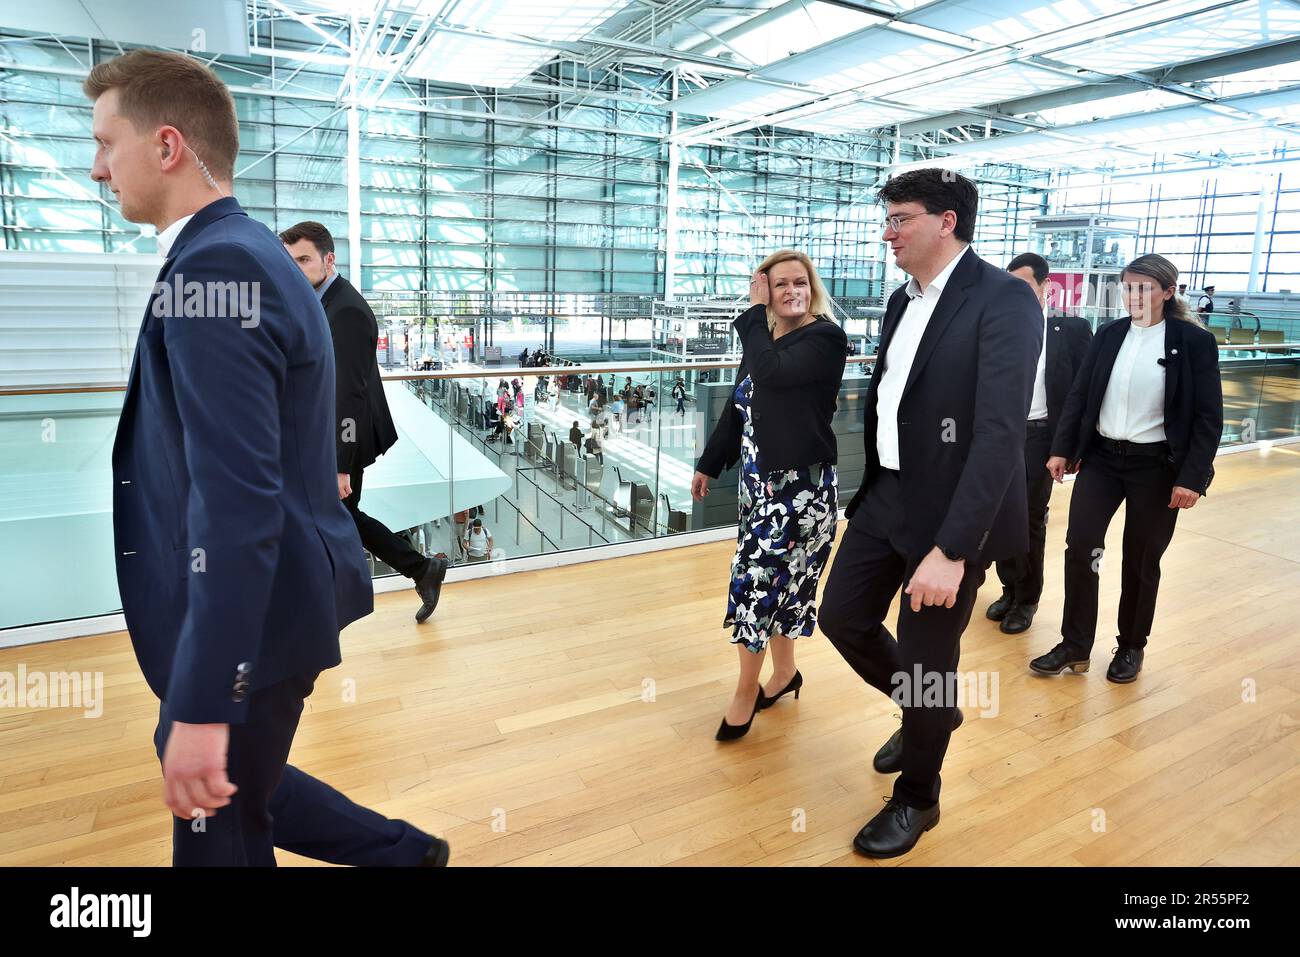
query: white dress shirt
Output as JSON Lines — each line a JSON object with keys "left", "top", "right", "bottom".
{"left": 875, "top": 245, "right": 970, "bottom": 470}
{"left": 1097, "top": 319, "right": 1167, "bottom": 443}
{"left": 155, "top": 214, "right": 195, "bottom": 258}
{"left": 1028, "top": 305, "right": 1049, "bottom": 421}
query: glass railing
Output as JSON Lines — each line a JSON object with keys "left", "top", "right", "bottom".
{"left": 2, "top": 344, "right": 1298, "bottom": 633}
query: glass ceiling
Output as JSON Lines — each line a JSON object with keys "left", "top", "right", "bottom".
{"left": 6, "top": 0, "right": 1298, "bottom": 175}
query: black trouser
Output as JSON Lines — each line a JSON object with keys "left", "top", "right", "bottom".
{"left": 344, "top": 467, "right": 430, "bottom": 580}
{"left": 819, "top": 470, "right": 987, "bottom": 809}
{"left": 1061, "top": 439, "right": 1180, "bottom": 656}
{"left": 994, "top": 421, "right": 1055, "bottom": 605}
{"left": 155, "top": 672, "right": 434, "bottom": 866}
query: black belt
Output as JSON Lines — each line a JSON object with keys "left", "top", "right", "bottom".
{"left": 1093, "top": 436, "right": 1170, "bottom": 457}
{"left": 1026, "top": 419, "right": 1051, "bottom": 430}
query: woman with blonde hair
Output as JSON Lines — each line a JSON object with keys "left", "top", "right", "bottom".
{"left": 1032, "top": 253, "right": 1223, "bottom": 683}
{"left": 693, "top": 249, "right": 847, "bottom": 740}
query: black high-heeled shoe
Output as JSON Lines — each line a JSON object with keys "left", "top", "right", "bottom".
{"left": 715, "top": 687, "right": 764, "bottom": 741}
{"left": 757, "top": 670, "right": 802, "bottom": 711}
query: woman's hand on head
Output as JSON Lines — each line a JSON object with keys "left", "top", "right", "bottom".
{"left": 749, "top": 270, "right": 769, "bottom": 306}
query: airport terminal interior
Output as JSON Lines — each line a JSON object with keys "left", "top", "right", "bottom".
{"left": 1, "top": 0, "right": 1299, "bottom": 869}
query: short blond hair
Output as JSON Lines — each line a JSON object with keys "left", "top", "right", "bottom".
{"left": 756, "top": 249, "right": 833, "bottom": 330}
{"left": 84, "top": 49, "right": 239, "bottom": 181}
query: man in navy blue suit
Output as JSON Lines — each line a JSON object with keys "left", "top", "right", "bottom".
{"left": 87, "top": 49, "right": 447, "bottom": 866}
{"left": 818, "top": 169, "right": 1043, "bottom": 858}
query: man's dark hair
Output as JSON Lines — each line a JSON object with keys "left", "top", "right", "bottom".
{"left": 1205, "top": 285, "right": 1216, "bottom": 292}
{"left": 279, "top": 220, "right": 334, "bottom": 258}
{"left": 878, "top": 168, "right": 978, "bottom": 243}
{"left": 1007, "top": 252, "right": 1049, "bottom": 284}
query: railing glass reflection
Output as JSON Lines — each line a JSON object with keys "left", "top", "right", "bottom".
{"left": 1, "top": 344, "right": 1298, "bottom": 632}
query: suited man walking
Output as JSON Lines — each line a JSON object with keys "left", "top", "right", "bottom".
{"left": 818, "top": 169, "right": 1042, "bottom": 858}
{"left": 89, "top": 50, "right": 447, "bottom": 866}
{"left": 281, "top": 221, "right": 448, "bottom": 624}
{"left": 985, "top": 253, "right": 1093, "bottom": 634}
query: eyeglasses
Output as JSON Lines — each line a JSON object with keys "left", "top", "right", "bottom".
{"left": 882, "top": 211, "right": 927, "bottom": 232}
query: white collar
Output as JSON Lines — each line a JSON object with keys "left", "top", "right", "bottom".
{"left": 156, "top": 214, "right": 195, "bottom": 258}
{"left": 905, "top": 244, "right": 970, "bottom": 300}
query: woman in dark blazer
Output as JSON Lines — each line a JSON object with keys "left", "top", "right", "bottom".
{"left": 1032, "top": 254, "right": 1223, "bottom": 683}
{"left": 692, "top": 249, "right": 847, "bottom": 740}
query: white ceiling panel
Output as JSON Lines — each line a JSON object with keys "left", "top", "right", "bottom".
{"left": 891, "top": 60, "right": 1079, "bottom": 111}
{"left": 440, "top": 0, "right": 633, "bottom": 42}
{"left": 761, "top": 24, "right": 969, "bottom": 93}
{"left": 780, "top": 101, "right": 929, "bottom": 134}
{"left": 407, "top": 33, "right": 554, "bottom": 88}
{"left": 909, "top": 0, "right": 1137, "bottom": 45}
{"left": 407, "top": 0, "right": 631, "bottom": 88}
{"left": 1049, "top": 0, "right": 1300, "bottom": 75}
{"left": 668, "top": 80, "right": 816, "bottom": 120}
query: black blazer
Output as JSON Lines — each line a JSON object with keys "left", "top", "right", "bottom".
{"left": 843, "top": 248, "right": 1043, "bottom": 561}
{"left": 1050, "top": 316, "right": 1223, "bottom": 494}
{"left": 1043, "top": 313, "right": 1094, "bottom": 432}
{"left": 695, "top": 304, "right": 847, "bottom": 477}
{"left": 320, "top": 274, "right": 399, "bottom": 474}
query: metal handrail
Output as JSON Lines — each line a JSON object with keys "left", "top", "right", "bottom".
{"left": 4, "top": 344, "right": 1299, "bottom": 397}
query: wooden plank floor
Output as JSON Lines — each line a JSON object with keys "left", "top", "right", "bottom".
{"left": 2, "top": 447, "right": 1298, "bottom": 867}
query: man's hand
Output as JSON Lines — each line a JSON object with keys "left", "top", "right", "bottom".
{"left": 691, "top": 471, "right": 711, "bottom": 502}
{"left": 749, "top": 270, "right": 770, "bottom": 306}
{"left": 1046, "top": 455, "right": 1079, "bottom": 483}
{"left": 904, "top": 547, "right": 965, "bottom": 612}
{"left": 337, "top": 472, "right": 352, "bottom": 500}
{"left": 1169, "top": 486, "right": 1201, "bottom": 509}
{"left": 161, "top": 721, "right": 237, "bottom": 821}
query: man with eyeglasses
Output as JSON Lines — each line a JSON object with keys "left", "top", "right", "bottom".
{"left": 818, "top": 168, "right": 1042, "bottom": 858}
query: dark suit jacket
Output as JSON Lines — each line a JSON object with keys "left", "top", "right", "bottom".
{"left": 1042, "top": 313, "right": 1094, "bottom": 433}
{"left": 319, "top": 274, "right": 398, "bottom": 474}
{"left": 843, "top": 248, "right": 1043, "bottom": 561}
{"left": 1050, "top": 316, "right": 1223, "bottom": 494}
{"left": 112, "top": 197, "right": 373, "bottom": 724}
{"left": 696, "top": 305, "right": 847, "bottom": 477}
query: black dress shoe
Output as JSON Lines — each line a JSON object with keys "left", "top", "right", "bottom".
{"left": 420, "top": 837, "right": 451, "bottom": 867}
{"left": 414, "top": 556, "right": 450, "bottom": 624}
{"left": 1106, "top": 646, "right": 1144, "bottom": 683}
{"left": 985, "top": 590, "right": 1015, "bottom": 622}
{"left": 853, "top": 797, "right": 941, "bottom": 858}
{"left": 1029, "top": 643, "right": 1090, "bottom": 675}
{"left": 1000, "top": 602, "right": 1038, "bottom": 635}
{"left": 716, "top": 688, "right": 764, "bottom": 742}
{"left": 872, "top": 708, "right": 964, "bottom": 775}
{"left": 757, "top": 670, "right": 802, "bottom": 710}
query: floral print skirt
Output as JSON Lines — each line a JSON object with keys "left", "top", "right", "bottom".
{"left": 724, "top": 463, "right": 838, "bottom": 653}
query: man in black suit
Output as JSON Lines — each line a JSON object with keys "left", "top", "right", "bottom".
{"left": 282, "top": 222, "right": 448, "bottom": 624}
{"left": 817, "top": 169, "right": 1042, "bottom": 858}
{"left": 985, "top": 253, "right": 1093, "bottom": 634}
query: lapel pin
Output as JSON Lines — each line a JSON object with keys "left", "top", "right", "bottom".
{"left": 1171, "top": 348, "right": 1178, "bottom": 355}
